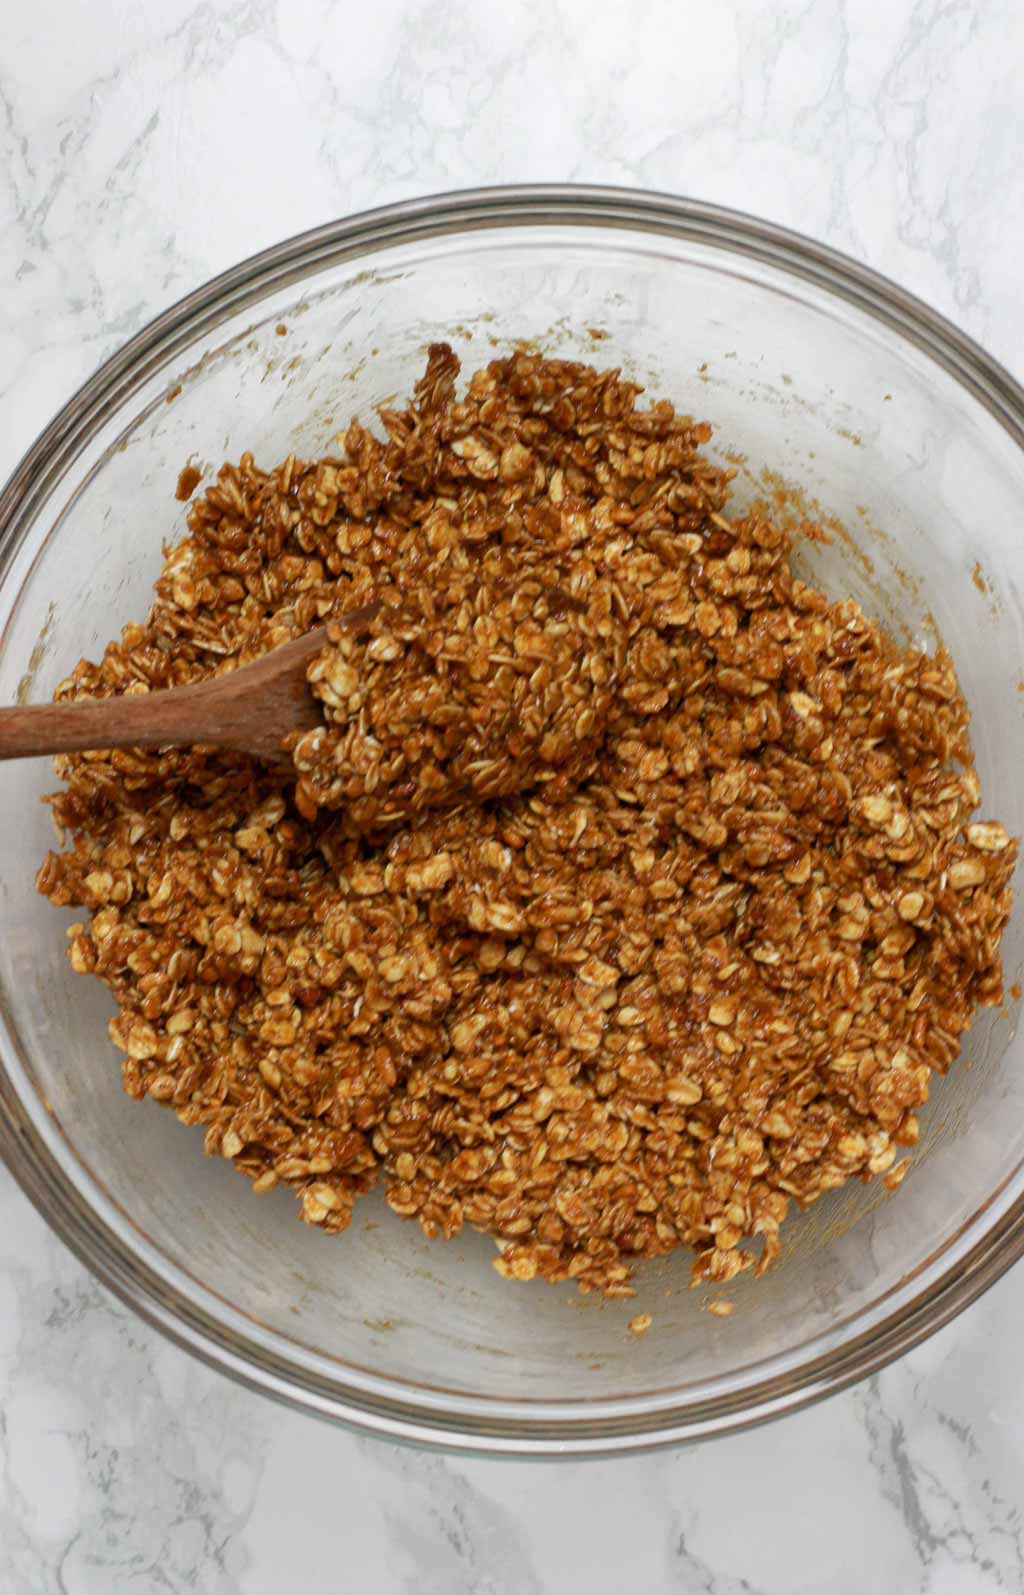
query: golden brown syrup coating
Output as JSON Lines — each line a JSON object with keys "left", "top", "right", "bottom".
{"left": 37, "top": 345, "right": 1015, "bottom": 1296}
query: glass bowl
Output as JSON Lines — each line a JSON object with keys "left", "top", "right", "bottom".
{"left": 1, "top": 185, "right": 1023, "bottom": 1458}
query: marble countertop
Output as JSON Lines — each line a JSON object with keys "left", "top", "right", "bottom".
{"left": 4, "top": 1, "right": 1024, "bottom": 1589}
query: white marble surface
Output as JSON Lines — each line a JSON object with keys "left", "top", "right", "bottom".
{"left": 3, "top": 0, "right": 1024, "bottom": 1589}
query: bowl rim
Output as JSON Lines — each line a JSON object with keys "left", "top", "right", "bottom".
{"left": 2, "top": 181, "right": 1024, "bottom": 1457}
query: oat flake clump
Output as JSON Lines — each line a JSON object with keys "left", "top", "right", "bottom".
{"left": 37, "top": 344, "right": 1016, "bottom": 1298}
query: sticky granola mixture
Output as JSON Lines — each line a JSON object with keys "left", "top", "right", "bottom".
{"left": 290, "top": 560, "right": 620, "bottom": 828}
{"left": 37, "top": 345, "right": 1017, "bottom": 1297}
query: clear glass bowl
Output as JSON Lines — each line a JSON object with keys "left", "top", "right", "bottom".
{"left": 1, "top": 186, "right": 1023, "bottom": 1457}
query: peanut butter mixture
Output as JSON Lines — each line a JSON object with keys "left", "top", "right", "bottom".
{"left": 37, "top": 345, "right": 1016, "bottom": 1297}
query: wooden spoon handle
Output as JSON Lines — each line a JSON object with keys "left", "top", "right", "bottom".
{"left": 0, "top": 679, "right": 245, "bottom": 759}
{"left": 0, "top": 606, "right": 378, "bottom": 763}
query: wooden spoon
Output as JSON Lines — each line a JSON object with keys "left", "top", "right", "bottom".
{"left": 0, "top": 605, "right": 377, "bottom": 764}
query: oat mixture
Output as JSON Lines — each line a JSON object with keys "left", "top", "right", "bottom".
{"left": 37, "top": 345, "right": 1017, "bottom": 1297}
